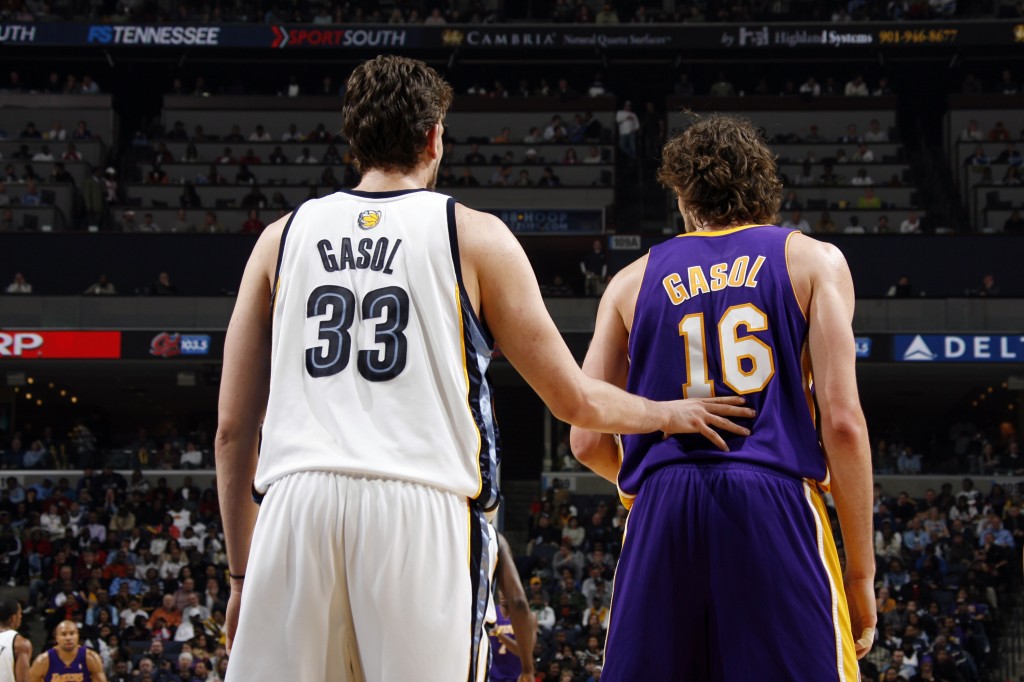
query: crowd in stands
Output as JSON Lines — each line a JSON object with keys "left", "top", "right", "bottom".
{"left": 520, "top": 473, "right": 1023, "bottom": 681}
{"left": 0, "top": 468, "right": 231, "bottom": 681}
{"left": 0, "top": 0, "right": 1008, "bottom": 24}
{"left": 1, "top": 425, "right": 213, "bottom": 471}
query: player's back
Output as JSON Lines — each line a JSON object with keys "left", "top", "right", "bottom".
{"left": 619, "top": 224, "right": 825, "bottom": 499}
{"left": 0, "top": 630, "right": 15, "bottom": 682}
{"left": 258, "top": 189, "right": 498, "bottom": 508}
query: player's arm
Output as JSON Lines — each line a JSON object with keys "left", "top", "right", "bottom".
{"left": 85, "top": 649, "right": 108, "bottom": 682}
{"left": 569, "top": 260, "right": 642, "bottom": 483}
{"left": 214, "top": 213, "right": 288, "bottom": 648}
{"left": 13, "top": 634, "right": 31, "bottom": 682}
{"left": 458, "top": 205, "right": 753, "bottom": 438}
{"left": 27, "top": 652, "right": 47, "bottom": 682}
{"left": 795, "top": 236, "right": 877, "bottom": 658}
{"left": 495, "top": 533, "right": 535, "bottom": 678}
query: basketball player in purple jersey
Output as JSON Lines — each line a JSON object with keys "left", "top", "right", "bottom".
{"left": 28, "top": 621, "right": 107, "bottom": 682}
{"left": 571, "top": 115, "right": 876, "bottom": 681}
{"left": 488, "top": 532, "right": 536, "bottom": 682}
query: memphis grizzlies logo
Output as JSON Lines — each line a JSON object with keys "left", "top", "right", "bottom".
{"left": 357, "top": 209, "right": 382, "bottom": 230}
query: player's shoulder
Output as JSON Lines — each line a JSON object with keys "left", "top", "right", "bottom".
{"left": 453, "top": 202, "right": 508, "bottom": 235}
{"left": 787, "top": 231, "right": 848, "bottom": 273}
{"left": 453, "top": 203, "right": 520, "bottom": 259}
{"left": 604, "top": 253, "right": 649, "bottom": 299}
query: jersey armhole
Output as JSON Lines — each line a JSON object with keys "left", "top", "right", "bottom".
{"left": 269, "top": 202, "right": 303, "bottom": 320}
{"left": 784, "top": 230, "right": 809, "bottom": 322}
{"left": 625, "top": 250, "right": 655, "bottom": 362}
{"left": 446, "top": 198, "right": 494, "bottom": 347}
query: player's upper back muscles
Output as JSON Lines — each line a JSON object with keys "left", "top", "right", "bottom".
{"left": 618, "top": 225, "right": 823, "bottom": 496}
{"left": 258, "top": 190, "right": 498, "bottom": 507}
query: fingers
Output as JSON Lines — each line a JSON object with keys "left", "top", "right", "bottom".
{"left": 700, "top": 423, "right": 729, "bottom": 452}
{"left": 698, "top": 396, "right": 748, "bottom": 405}
{"left": 709, "top": 415, "right": 751, "bottom": 438}
{"left": 704, "top": 403, "right": 757, "bottom": 419}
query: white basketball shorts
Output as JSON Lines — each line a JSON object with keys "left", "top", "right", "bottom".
{"left": 227, "top": 471, "right": 493, "bottom": 681}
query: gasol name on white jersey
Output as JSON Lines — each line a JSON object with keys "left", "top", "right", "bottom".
{"left": 257, "top": 189, "right": 499, "bottom": 509}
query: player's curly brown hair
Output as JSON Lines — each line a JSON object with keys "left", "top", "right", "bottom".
{"left": 342, "top": 55, "right": 453, "bottom": 174}
{"left": 657, "top": 114, "right": 782, "bottom": 229}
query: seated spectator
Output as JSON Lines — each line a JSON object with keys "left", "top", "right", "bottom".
{"left": 149, "top": 272, "right": 177, "bottom": 296}
{"left": 708, "top": 72, "right": 735, "bottom": 97}
{"left": 436, "top": 167, "right": 456, "bottom": 188}
{"left": 180, "top": 143, "right": 201, "bottom": 163}
{"left": 780, "top": 190, "right": 802, "bottom": 212}
{"left": 294, "top": 147, "right": 318, "bottom": 164}
{"left": 200, "top": 211, "right": 224, "bottom": 234}
{"left": 852, "top": 144, "right": 874, "bottom": 163}
{"left": 857, "top": 187, "right": 882, "bottom": 209}
{"left": 988, "top": 121, "right": 1011, "bottom": 142}
{"left": 240, "top": 210, "right": 265, "bottom": 235}
{"left": 140, "top": 213, "right": 160, "bottom": 232}
{"left": 31, "top": 145, "right": 54, "bottom": 162}
{"left": 464, "top": 144, "right": 485, "bottom": 164}
{"left": 537, "top": 166, "right": 561, "bottom": 188}
{"left": 83, "top": 274, "right": 116, "bottom": 295}
{"left": 236, "top": 164, "right": 256, "bottom": 185}
{"left": 781, "top": 211, "right": 811, "bottom": 234}
{"left": 995, "top": 142, "right": 1022, "bottom": 166}
{"left": 1003, "top": 166, "right": 1022, "bottom": 186}
{"left": 864, "top": 119, "right": 890, "bottom": 143}
{"left": 457, "top": 168, "right": 479, "bottom": 187}
{"left": 899, "top": 211, "right": 922, "bottom": 234}
{"left": 492, "top": 127, "right": 511, "bottom": 144}
{"left": 20, "top": 180, "right": 41, "bottom": 206}
{"left": 563, "top": 148, "right": 579, "bottom": 164}
{"left": 179, "top": 182, "right": 201, "bottom": 209}
{"left": 489, "top": 166, "right": 512, "bottom": 187}
{"left": 838, "top": 124, "right": 861, "bottom": 144}
{"left": 850, "top": 167, "right": 874, "bottom": 186}
{"left": 72, "top": 121, "right": 92, "bottom": 140}
{"left": 146, "top": 165, "right": 168, "bottom": 185}
{"left": 543, "top": 116, "right": 568, "bottom": 143}
{"left": 798, "top": 77, "right": 820, "bottom": 97}
{"left": 281, "top": 124, "right": 304, "bottom": 143}
{"left": 845, "top": 75, "right": 869, "bottom": 96}
{"left": 843, "top": 216, "right": 865, "bottom": 234}
{"left": 524, "top": 148, "right": 542, "bottom": 164}
{"left": 963, "top": 144, "right": 990, "bottom": 167}
{"left": 223, "top": 125, "right": 245, "bottom": 143}
{"left": 214, "top": 148, "right": 235, "bottom": 165}
{"left": 515, "top": 170, "right": 533, "bottom": 187}
{"left": 818, "top": 163, "right": 843, "bottom": 186}
{"left": 268, "top": 146, "right": 287, "bottom": 165}
{"left": 19, "top": 122, "right": 43, "bottom": 139}
{"left": 582, "top": 146, "right": 602, "bottom": 164}
{"left": 248, "top": 125, "right": 272, "bottom": 142}
{"left": 61, "top": 143, "right": 82, "bottom": 162}
{"left": 238, "top": 149, "right": 262, "bottom": 165}
{"left": 6, "top": 271, "right": 31, "bottom": 295}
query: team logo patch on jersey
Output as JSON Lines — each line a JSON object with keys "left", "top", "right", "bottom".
{"left": 357, "top": 209, "right": 383, "bottom": 230}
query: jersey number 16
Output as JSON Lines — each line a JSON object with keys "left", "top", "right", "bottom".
{"left": 679, "top": 303, "right": 775, "bottom": 398}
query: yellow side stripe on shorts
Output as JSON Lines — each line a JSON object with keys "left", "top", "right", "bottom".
{"left": 803, "top": 482, "right": 859, "bottom": 682}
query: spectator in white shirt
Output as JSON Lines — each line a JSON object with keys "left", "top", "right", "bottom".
{"left": 32, "top": 145, "right": 54, "bottom": 162}
{"left": 850, "top": 168, "right": 874, "bottom": 186}
{"left": 294, "top": 147, "right": 318, "bottom": 164}
{"left": 853, "top": 144, "right": 874, "bottom": 163}
{"left": 863, "top": 119, "right": 890, "bottom": 143}
{"left": 47, "top": 122, "right": 67, "bottom": 141}
{"left": 900, "top": 211, "right": 922, "bottom": 234}
{"left": 616, "top": 100, "right": 640, "bottom": 161}
{"left": 960, "top": 120, "right": 984, "bottom": 142}
{"left": 781, "top": 210, "right": 811, "bottom": 234}
{"left": 798, "top": 77, "right": 820, "bottom": 97}
{"left": 248, "top": 125, "right": 272, "bottom": 142}
{"left": 845, "top": 74, "right": 869, "bottom": 96}
{"left": 6, "top": 272, "right": 31, "bottom": 294}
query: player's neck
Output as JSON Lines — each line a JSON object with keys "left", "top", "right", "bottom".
{"left": 354, "top": 166, "right": 433, "bottom": 193}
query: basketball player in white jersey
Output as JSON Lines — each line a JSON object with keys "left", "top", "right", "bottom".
{"left": 217, "top": 55, "right": 754, "bottom": 682}
{"left": 0, "top": 598, "right": 31, "bottom": 682}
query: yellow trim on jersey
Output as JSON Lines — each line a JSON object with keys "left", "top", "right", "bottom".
{"left": 603, "top": 509, "right": 629, "bottom": 665}
{"left": 676, "top": 223, "right": 769, "bottom": 238}
{"left": 803, "top": 482, "right": 858, "bottom": 682}
{"left": 784, "top": 229, "right": 809, "bottom": 322}
{"left": 455, "top": 284, "right": 484, "bottom": 500}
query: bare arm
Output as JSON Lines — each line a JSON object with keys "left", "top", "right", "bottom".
{"left": 13, "top": 635, "right": 31, "bottom": 682}
{"left": 27, "top": 652, "right": 47, "bottom": 682}
{"left": 569, "top": 262, "right": 640, "bottom": 482}
{"left": 495, "top": 533, "right": 535, "bottom": 677}
{"left": 215, "top": 214, "right": 287, "bottom": 647}
{"left": 85, "top": 649, "right": 108, "bottom": 682}
{"left": 458, "top": 205, "right": 753, "bottom": 437}
{"left": 794, "top": 235, "right": 877, "bottom": 656}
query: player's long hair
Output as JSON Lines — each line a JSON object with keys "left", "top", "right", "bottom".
{"left": 658, "top": 114, "right": 782, "bottom": 229}
{"left": 343, "top": 55, "right": 453, "bottom": 174}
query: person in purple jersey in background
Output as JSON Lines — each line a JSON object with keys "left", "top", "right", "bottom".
{"left": 571, "top": 114, "right": 876, "bottom": 681}
{"left": 486, "top": 532, "right": 536, "bottom": 682}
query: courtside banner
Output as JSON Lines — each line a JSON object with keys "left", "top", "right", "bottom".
{"left": 121, "top": 331, "right": 226, "bottom": 360}
{"left": 0, "top": 331, "right": 121, "bottom": 359}
{"left": 0, "top": 21, "right": 1019, "bottom": 50}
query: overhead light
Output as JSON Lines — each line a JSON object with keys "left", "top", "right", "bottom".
{"left": 35, "top": 400, "right": 42, "bottom": 406}
{"left": 60, "top": 390, "right": 67, "bottom": 397}
{"left": 48, "top": 382, "right": 54, "bottom": 389}
{"left": 71, "top": 396, "right": 78, "bottom": 404}
{"left": 26, "top": 377, "right": 34, "bottom": 385}
{"left": 24, "top": 393, "right": 31, "bottom": 400}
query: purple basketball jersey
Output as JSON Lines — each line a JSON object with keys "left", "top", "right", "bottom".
{"left": 489, "top": 609, "right": 521, "bottom": 681}
{"left": 620, "top": 225, "right": 826, "bottom": 500}
{"left": 45, "top": 646, "right": 90, "bottom": 682}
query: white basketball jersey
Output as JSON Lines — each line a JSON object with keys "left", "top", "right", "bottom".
{"left": 257, "top": 189, "right": 499, "bottom": 508}
{"left": 0, "top": 629, "right": 17, "bottom": 682}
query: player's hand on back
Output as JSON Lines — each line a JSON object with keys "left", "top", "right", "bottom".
{"left": 662, "top": 396, "right": 754, "bottom": 451}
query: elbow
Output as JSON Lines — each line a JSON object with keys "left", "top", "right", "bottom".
{"left": 509, "top": 596, "right": 531, "bottom": 618}
{"left": 822, "top": 409, "right": 868, "bottom": 448}
{"left": 569, "top": 425, "right": 601, "bottom": 468}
